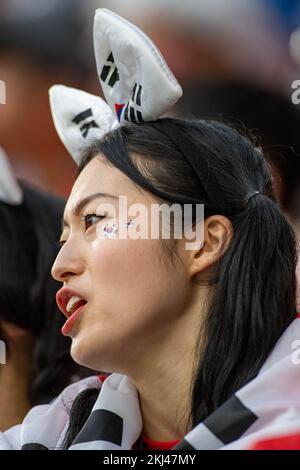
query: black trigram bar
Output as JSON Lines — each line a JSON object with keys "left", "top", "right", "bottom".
{"left": 123, "top": 83, "right": 143, "bottom": 124}
{"left": 71, "top": 409, "right": 123, "bottom": 447}
{"left": 100, "top": 52, "right": 119, "bottom": 88}
{"left": 72, "top": 108, "right": 99, "bottom": 138}
{"left": 204, "top": 395, "right": 257, "bottom": 444}
{"left": 80, "top": 121, "right": 99, "bottom": 138}
{"left": 72, "top": 108, "right": 93, "bottom": 124}
{"left": 123, "top": 103, "right": 144, "bottom": 124}
{"left": 132, "top": 83, "right": 142, "bottom": 106}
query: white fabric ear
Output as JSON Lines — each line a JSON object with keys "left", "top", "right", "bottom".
{"left": 49, "top": 85, "right": 118, "bottom": 166}
{"left": 0, "top": 147, "right": 23, "bottom": 205}
{"left": 93, "top": 8, "right": 183, "bottom": 124}
{"left": 49, "top": 9, "right": 183, "bottom": 166}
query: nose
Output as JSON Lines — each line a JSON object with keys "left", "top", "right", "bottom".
{"left": 51, "top": 244, "right": 84, "bottom": 283}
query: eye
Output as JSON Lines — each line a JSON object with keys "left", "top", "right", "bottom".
{"left": 82, "top": 214, "right": 105, "bottom": 231}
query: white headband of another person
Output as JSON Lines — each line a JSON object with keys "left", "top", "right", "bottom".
{"left": 0, "top": 147, "right": 23, "bottom": 205}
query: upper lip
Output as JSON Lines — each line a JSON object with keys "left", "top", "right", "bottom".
{"left": 56, "top": 287, "right": 87, "bottom": 318}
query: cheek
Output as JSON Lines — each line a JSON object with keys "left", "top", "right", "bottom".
{"left": 88, "top": 237, "right": 187, "bottom": 324}
{"left": 71, "top": 238, "right": 188, "bottom": 370}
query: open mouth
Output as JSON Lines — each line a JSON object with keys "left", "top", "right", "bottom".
{"left": 66, "top": 296, "right": 87, "bottom": 317}
{"left": 56, "top": 288, "right": 88, "bottom": 336}
{"left": 56, "top": 288, "right": 88, "bottom": 319}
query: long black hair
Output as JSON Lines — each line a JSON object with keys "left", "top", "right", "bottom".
{"left": 62, "top": 118, "right": 297, "bottom": 447}
{"left": 0, "top": 182, "right": 91, "bottom": 404}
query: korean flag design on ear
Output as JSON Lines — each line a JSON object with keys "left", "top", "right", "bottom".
{"left": 49, "top": 9, "right": 183, "bottom": 167}
{"left": 49, "top": 85, "right": 118, "bottom": 166}
{"left": 0, "top": 147, "right": 23, "bottom": 205}
{"left": 93, "top": 9, "right": 183, "bottom": 124}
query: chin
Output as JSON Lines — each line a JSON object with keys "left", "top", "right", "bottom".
{"left": 69, "top": 336, "right": 95, "bottom": 368}
{"left": 69, "top": 336, "right": 108, "bottom": 371}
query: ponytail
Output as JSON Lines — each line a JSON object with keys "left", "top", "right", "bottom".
{"left": 62, "top": 388, "right": 99, "bottom": 449}
{"left": 191, "top": 193, "right": 297, "bottom": 425}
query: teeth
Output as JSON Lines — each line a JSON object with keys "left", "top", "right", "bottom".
{"left": 66, "top": 296, "right": 83, "bottom": 314}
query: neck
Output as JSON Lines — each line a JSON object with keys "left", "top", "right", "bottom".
{"left": 136, "top": 350, "right": 194, "bottom": 441}
{"left": 129, "top": 287, "right": 209, "bottom": 441}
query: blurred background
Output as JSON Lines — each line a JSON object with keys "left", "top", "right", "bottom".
{"left": 1, "top": 0, "right": 300, "bottom": 225}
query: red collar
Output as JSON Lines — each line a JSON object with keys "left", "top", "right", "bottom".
{"left": 142, "top": 433, "right": 180, "bottom": 450}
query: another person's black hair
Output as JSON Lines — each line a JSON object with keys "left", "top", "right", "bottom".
{"left": 0, "top": 182, "right": 91, "bottom": 404}
{"left": 62, "top": 118, "right": 297, "bottom": 447}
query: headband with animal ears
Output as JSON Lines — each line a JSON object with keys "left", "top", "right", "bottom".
{"left": 49, "top": 8, "right": 183, "bottom": 166}
{"left": 0, "top": 147, "right": 23, "bottom": 205}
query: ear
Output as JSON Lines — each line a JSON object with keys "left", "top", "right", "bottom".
{"left": 93, "top": 8, "right": 182, "bottom": 124}
{"left": 0, "top": 147, "right": 23, "bottom": 205}
{"left": 49, "top": 9, "right": 183, "bottom": 166}
{"left": 183, "top": 215, "right": 233, "bottom": 283}
{"left": 49, "top": 85, "right": 117, "bottom": 166}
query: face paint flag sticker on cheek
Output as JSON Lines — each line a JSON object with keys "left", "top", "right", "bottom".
{"left": 49, "top": 8, "right": 182, "bottom": 166}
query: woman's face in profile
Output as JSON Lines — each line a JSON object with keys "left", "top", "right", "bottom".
{"left": 52, "top": 155, "right": 189, "bottom": 373}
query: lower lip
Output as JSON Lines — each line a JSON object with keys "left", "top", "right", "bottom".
{"left": 61, "top": 303, "right": 87, "bottom": 336}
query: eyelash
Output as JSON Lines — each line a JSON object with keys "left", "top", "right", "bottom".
{"left": 58, "top": 214, "right": 105, "bottom": 247}
{"left": 82, "top": 214, "right": 106, "bottom": 231}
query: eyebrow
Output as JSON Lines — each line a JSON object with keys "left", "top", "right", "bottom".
{"left": 62, "top": 192, "right": 118, "bottom": 230}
